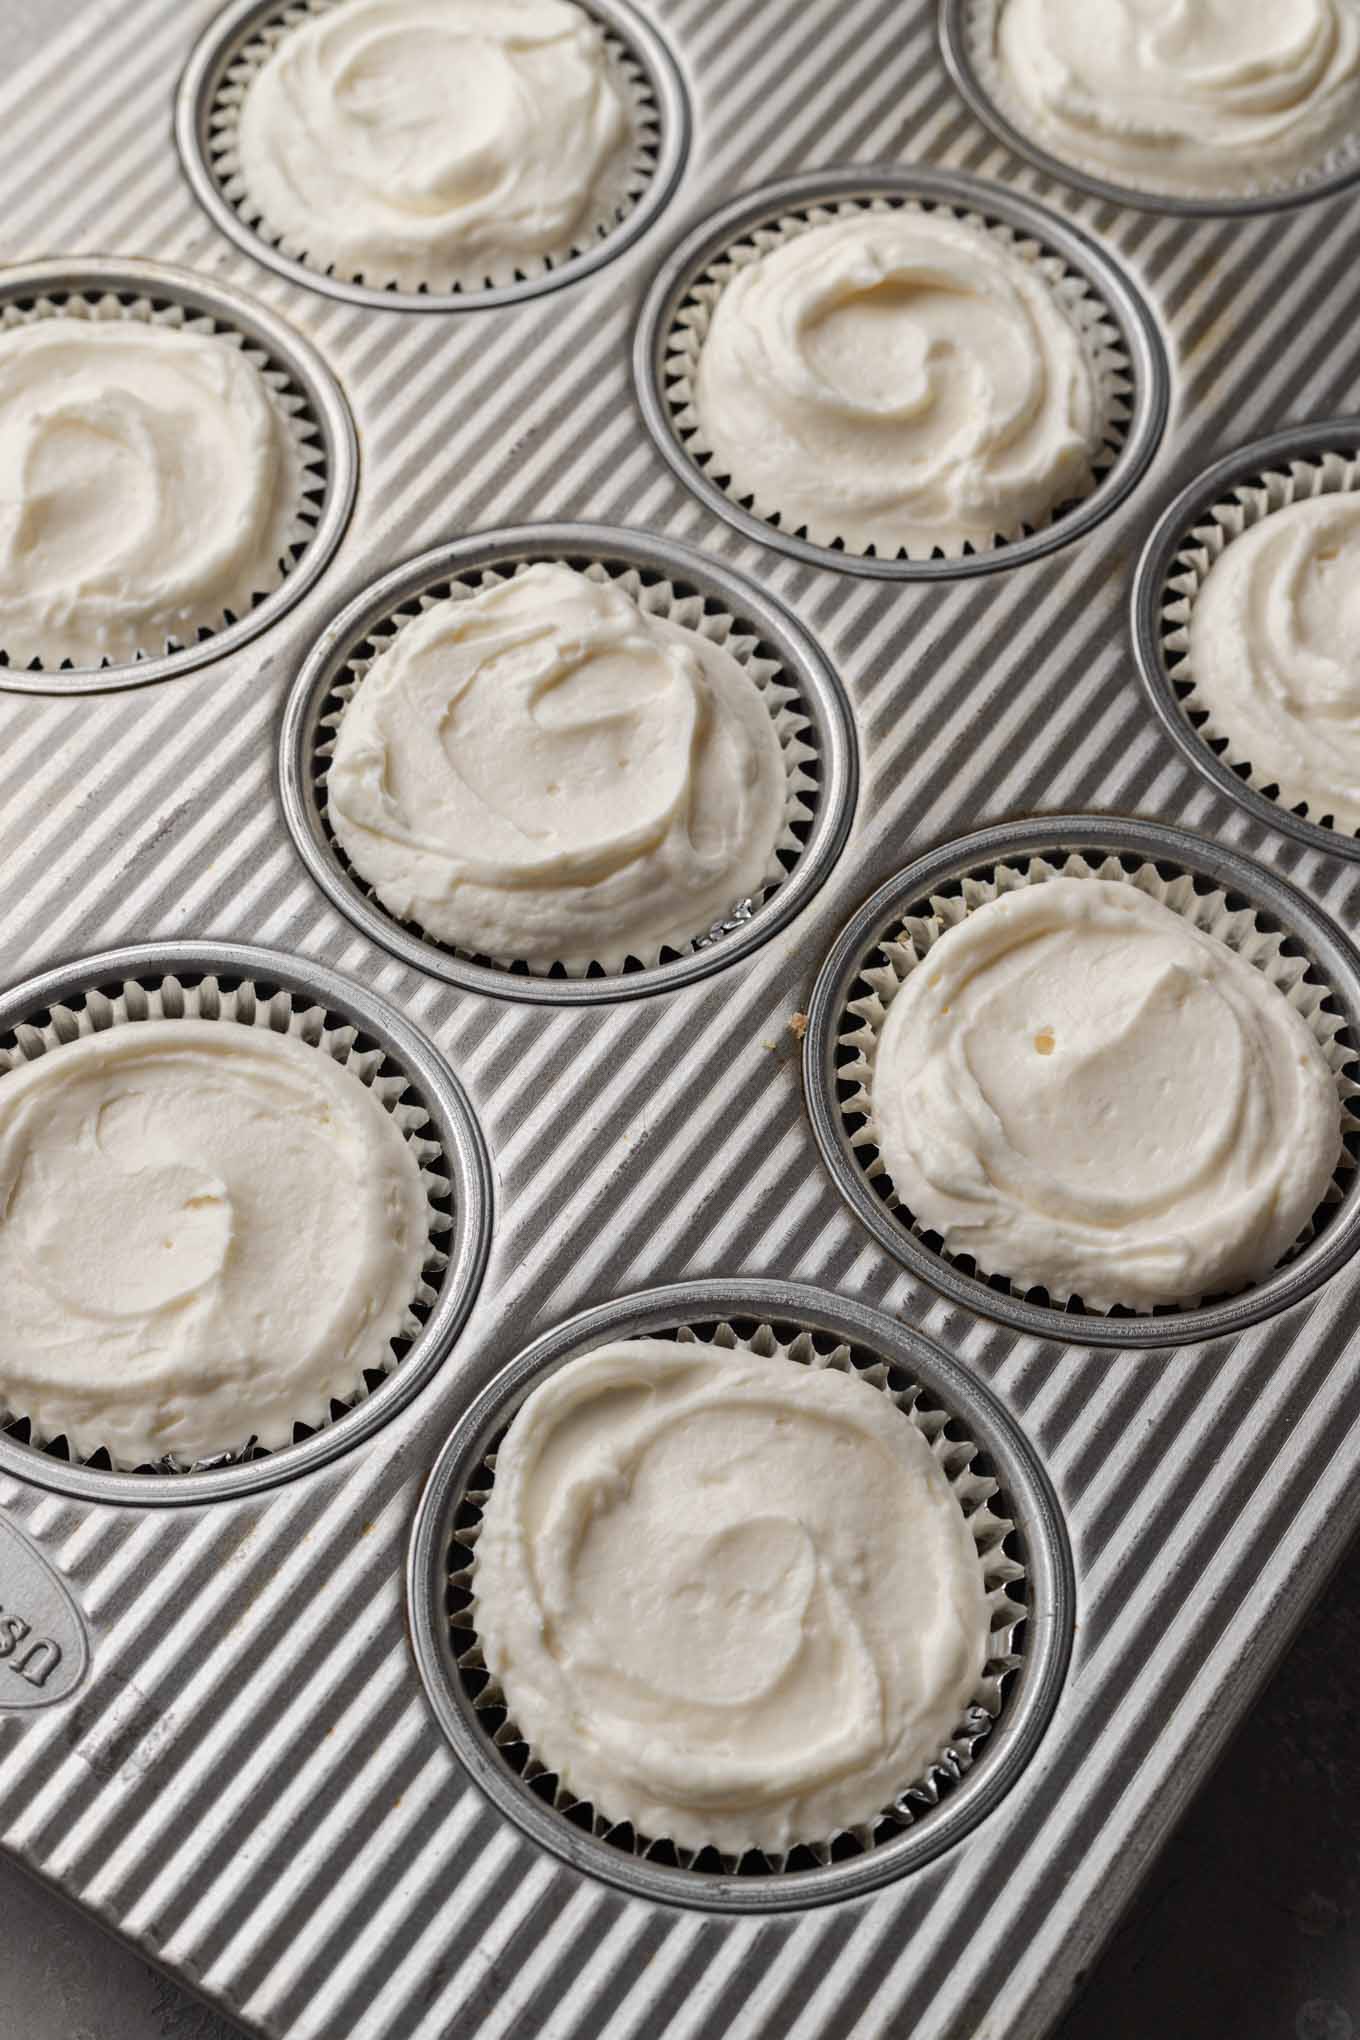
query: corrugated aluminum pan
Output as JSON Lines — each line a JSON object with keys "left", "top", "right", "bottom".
{"left": 3, "top": 4, "right": 1360, "bottom": 2039}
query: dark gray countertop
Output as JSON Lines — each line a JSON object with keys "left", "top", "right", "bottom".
{"left": 4, "top": 1538, "right": 1356, "bottom": 2040}
{"left": 1055, "top": 1531, "right": 1360, "bottom": 2040}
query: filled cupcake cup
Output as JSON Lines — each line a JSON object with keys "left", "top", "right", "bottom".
{"left": 0, "top": 286, "right": 326, "bottom": 677}
{"left": 314, "top": 557, "right": 821, "bottom": 980}
{"left": 662, "top": 194, "right": 1132, "bottom": 565}
{"left": 0, "top": 969, "right": 452, "bottom": 1475}
{"left": 944, "top": 0, "right": 1360, "bottom": 214}
{"left": 1154, "top": 446, "right": 1360, "bottom": 841}
{"left": 208, "top": 0, "right": 663, "bottom": 299}
{"left": 834, "top": 851, "right": 1360, "bottom": 1318}
{"left": 450, "top": 1316, "right": 1027, "bottom": 1876}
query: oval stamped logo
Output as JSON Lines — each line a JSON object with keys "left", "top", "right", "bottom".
{"left": 0, "top": 1510, "right": 89, "bottom": 1709}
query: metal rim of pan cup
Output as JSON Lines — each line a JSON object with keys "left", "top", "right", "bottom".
{"left": 0, "top": 941, "right": 493, "bottom": 1506}
{"left": 631, "top": 164, "right": 1171, "bottom": 581}
{"left": 405, "top": 1278, "right": 1074, "bottom": 1912}
{"left": 277, "top": 521, "right": 860, "bottom": 1005}
{"left": 938, "top": 0, "right": 1360, "bottom": 218}
{"left": 174, "top": 0, "right": 691, "bottom": 312}
{"left": 1132, "top": 417, "right": 1360, "bottom": 861}
{"left": 803, "top": 813, "right": 1360, "bottom": 1349}
{"left": 0, "top": 257, "right": 357, "bottom": 696}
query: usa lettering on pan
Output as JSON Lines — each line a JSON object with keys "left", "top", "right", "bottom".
{"left": 0, "top": 1606, "right": 63, "bottom": 1691}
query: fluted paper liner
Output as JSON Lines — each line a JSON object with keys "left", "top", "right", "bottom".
{"left": 0, "top": 287, "right": 322, "bottom": 675}
{"left": 953, "top": 0, "right": 1360, "bottom": 209}
{"left": 0, "top": 971, "right": 452, "bottom": 1473}
{"left": 664, "top": 194, "right": 1131, "bottom": 562}
{"left": 450, "top": 1317, "right": 1027, "bottom": 1875}
{"left": 212, "top": 0, "right": 661, "bottom": 297}
{"left": 1159, "top": 448, "right": 1360, "bottom": 837}
{"left": 315, "top": 557, "right": 820, "bottom": 978}
{"left": 835, "top": 852, "right": 1360, "bottom": 1314}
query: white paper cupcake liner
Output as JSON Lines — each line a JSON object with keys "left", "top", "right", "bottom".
{"left": 664, "top": 194, "right": 1131, "bottom": 564}
{"left": 835, "top": 852, "right": 1360, "bottom": 1315}
{"left": 0, "top": 287, "right": 322, "bottom": 677}
{"left": 449, "top": 1317, "right": 1027, "bottom": 1876}
{"left": 0, "top": 970, "right": 452, "bottom": 1474}
{"left": 946, "top": 0, "right": 1360, "bottom": 212}
{"left": 1158, "top": 449, "right": 1360, "bottom": 838}
{"left": 208, "top": 0, "right": 662, "bottom": 298}
{"left": 315, "top": 557, "right": 821, "bottom": 979}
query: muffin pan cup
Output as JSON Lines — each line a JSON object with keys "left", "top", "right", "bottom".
{"left": 633, "top": 165, "right": 1170, "bottom": 579}
{"left": 0, "top": 941, "right": 493, "bottom": 1505}
{"left": 407, "top": 1279, "right": 1072, "bottom": 1912}
{"left": 175, "top": 0, "right": 691, "bottom": 310}
{"left": 939, "top": 0, "right": 1360, "bottom": 217}
{"left": 805, "top": 815, "right": 1360, "bottom": 1347}
{"left": 279, "top": 523, "right": 858, "bottom": 1001}
{"left": 1133, "top": 419, "right": 1360, "bottom": 859}
{"left": 0, "top": 257, "right": 357, "bottom": 693}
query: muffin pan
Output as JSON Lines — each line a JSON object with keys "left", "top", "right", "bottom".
{"left": 176, "top": 0, "right": 690, "bottom": 310}
{"left": 5, "top": 2, "right": 1360, "bottom": 2039}
{"left": 278, "top": 524, "right": 857, "bottom": 1000}
{"left": 0, "top": 258, "right": 356, "bottom": 693}
{"left": 0, "top": 942, "right": 492, "bottom": 1504}
{"left": 1133, "top": 418, "right": 1360, "bottom": 860}
{"left": 804, "top": 815, "right": 1360, "bottom": 1346}
{"left": 407, "top": 1280, "right": 1068, "bottom": 1911}
{"left": 633, "top": 165, "right": 1170, "bottom": 578}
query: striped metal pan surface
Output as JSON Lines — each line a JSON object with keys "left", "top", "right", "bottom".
{"left": 2, "top": 2, "right": 1360, "bottom": 2037}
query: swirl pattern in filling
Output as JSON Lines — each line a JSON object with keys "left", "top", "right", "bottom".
{"left": 326, "top": 562, "right": 789, "bottom": 970}
{"left": 995, "top": 0, "right": 1360, "bottom": 196}
{"left": 691, "top": 211, "right": 1100, "bottom": 556}
{"left": 1187, "top": 493, "right": 1360, "bottom": 832}
{"left": 0, "top": 319, "right": 293, "bottom": 667}
{"left": 871, "top": 878, "right": 1341, "bottom": 1309}
{"left": 236, "top": 0, "right": 632, "bottom": 290}
{"left": 472, "top": 1338, "right": 990, "bottom": 1854}
{"left": 0, "top": 1020, "right": 430, "bottom": 1467}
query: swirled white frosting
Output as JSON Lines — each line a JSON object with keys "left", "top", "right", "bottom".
{"left": 995, "top": 0, "right": 1360, "bottom": 196}
{"left": 236, "top": 0, "right": 632, "bottom": 289}
{"left": 691, "top": 211, "right": 1101, "bottom": 556}
{"left": 0, "top": 318, "right": 293, "bottom": 668}
{"left": 0, "top": 1020, "right": 430, "bottom": 1467}
{"left": 872, "top": 878, "right": 1341, "bottom": 1309}
{"left": 1187, "top": 493, "right": 1360, "bottom": 832}
{"left": 326, "top": 563, "right": 788, "bottom": 970}
{"left": 473, "top": 1339, "right": 989, "bottom": 1854}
